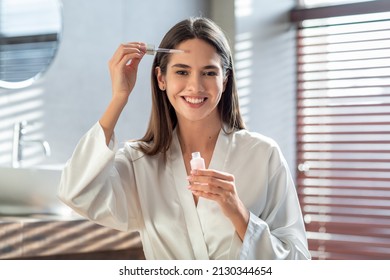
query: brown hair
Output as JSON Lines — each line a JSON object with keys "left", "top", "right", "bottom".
{"left": 137, "top": 17, "right": 245, "bottom": 155}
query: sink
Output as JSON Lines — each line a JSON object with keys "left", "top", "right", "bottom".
{"left": 0, "top": 165, "right": 71, "bottom": 215}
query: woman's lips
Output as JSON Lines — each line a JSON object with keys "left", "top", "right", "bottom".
{"left": 182, "top": 96, "right": 207, "bottom": 104}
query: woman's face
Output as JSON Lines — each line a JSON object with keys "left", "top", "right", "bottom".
{"left": 156, "top": 38, "right": 227, "bottom": 125}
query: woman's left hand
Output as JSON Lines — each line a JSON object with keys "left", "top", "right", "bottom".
{"left": 187, "top": 169, "right": 250, "bottom": 240}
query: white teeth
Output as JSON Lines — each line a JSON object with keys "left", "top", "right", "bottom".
{"left": 184, "top": 97, "right": 205, "bottom": 104}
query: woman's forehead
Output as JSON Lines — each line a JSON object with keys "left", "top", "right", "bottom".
{"left": 168, "top": 38, "right": 222, "bottom": 69}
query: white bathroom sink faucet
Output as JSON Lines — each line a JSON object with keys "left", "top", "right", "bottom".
{"left": 12, "top": 121, "right": 51, "bottom": 168}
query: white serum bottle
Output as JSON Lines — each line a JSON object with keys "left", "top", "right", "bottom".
{"left": 190, "top": 152, "right": 205, "bottom": 171}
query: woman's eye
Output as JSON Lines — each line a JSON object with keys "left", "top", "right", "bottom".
{"left": 203, "top": 71, "right": 218, "bottom": 76}
{"left": 176, "top": 70, "right": 188, "bottom": 75}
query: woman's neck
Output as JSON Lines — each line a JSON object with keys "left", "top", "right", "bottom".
{"left": 176, "top": 117, "right": 222, "bottom": 158}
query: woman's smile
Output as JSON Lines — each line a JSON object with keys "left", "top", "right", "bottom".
{"left": 182, "top": 96, "right": 208, "bottom": 106}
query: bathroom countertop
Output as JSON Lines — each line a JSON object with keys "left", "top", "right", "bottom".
{"left": 0, "top": 214, "right": 143, "bottom": 259}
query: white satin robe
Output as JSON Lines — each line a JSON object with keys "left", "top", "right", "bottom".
{"left": 58, "top": 122, "right": 311, "bottom": 260}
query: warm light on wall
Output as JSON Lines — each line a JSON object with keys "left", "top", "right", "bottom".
{"left": 234, "top": 0, "right": 254, "bottom": 127}
{"left": 235, "top": 32, "right": 253, "bottom": 126}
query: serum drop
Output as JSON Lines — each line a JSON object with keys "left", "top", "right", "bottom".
{"left": 190, "top": 152, "right": 205, "bottom": 171}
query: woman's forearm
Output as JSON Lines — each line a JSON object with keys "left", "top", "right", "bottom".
{"left": 99, "top": 42, "right": 146, "bottom": 145}
{"left": 99, "top": 95, "right": 128, "bottom": 145}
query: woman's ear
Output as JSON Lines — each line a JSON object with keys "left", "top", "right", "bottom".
{"left": 222, "top": 70, "right": 229, "bottom": 93}
{"left": 155, "top": 66, "right": 166, "bottom": 91}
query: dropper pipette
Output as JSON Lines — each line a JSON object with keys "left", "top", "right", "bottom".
{"left": 146, "top": 44, "right": 184, "bottom": 55}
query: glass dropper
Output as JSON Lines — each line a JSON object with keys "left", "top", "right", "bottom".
{"left": 146, "top": 44, "right": 185, "bottom": 55}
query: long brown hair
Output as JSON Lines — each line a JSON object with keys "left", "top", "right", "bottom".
{"left": 137, "top": 17, "right": 245, "bottom": 156}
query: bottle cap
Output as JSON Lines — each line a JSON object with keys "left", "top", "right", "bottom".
{"left": 191, "top": 152, "right": 201, "bottom": 159}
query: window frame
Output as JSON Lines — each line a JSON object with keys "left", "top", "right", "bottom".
{"left": 290, "top": 0, "right": 390, "bottom": 260}
{"left": 290, "top": 0, "right": 390, "bottom": 21}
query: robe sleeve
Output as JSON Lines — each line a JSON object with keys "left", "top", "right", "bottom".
{"left": 231, "top": 144, "right": 311, "bottom": 260}
{"left": 57, "top": 122, "right": 141, "bottom": 232}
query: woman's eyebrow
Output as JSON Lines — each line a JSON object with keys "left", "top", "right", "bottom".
{"left": 203, "top": 65, "right": 220, "bottom": 70}
{"left": 171, "top": 64, "right": 220, "bottom": 70}
{"left": 171, "top": 63, "right": 191, "bottom": 69}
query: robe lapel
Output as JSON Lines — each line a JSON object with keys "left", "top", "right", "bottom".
{"left": 208, "top": 127, "right": 231, "bottom": 171}
{"left": 168, "top": 130, "right": 210, "bottom": 260}
{"left": 195, "top": 129, "right": 235, "bottom": 259}
{"left": 196, "top": 128, "right": 231, "bottom": 210}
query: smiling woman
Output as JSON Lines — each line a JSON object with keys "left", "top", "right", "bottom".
{"left": 58, "top": 17, "right": 311, "bottom": 260}
{"left": 0, "top": 0, "right": 62, "bottom": 89}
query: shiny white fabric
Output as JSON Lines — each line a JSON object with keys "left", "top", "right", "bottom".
{"left": 58, "top": 122, "right": 311, "bottom": 260}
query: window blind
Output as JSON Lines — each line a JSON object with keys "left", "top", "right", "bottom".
{"left": 294, "top": 6, "right": 390, "bottom": 259}
{"left": 0, "top": 35, "right": 58, "bottom": 82}
{"left": 0, "top": 0, "right": 61, "bottom": 83}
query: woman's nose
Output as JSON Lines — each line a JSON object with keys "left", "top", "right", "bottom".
{"left": 187, "top": 73, "right": 205, "bottom": 93}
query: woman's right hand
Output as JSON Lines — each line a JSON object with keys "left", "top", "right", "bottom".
{"left": 99, "top": 42, "right": 146, "bottom": 145}
{"left": 108, "top": 42, "right": 146, "bottom": 100}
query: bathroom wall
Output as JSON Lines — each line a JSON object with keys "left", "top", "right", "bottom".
{"left": 0, "top": 0, "right": 297, "bottom": 173}
{"left": 234, "top": 0, "right": 297, "bottom": 171}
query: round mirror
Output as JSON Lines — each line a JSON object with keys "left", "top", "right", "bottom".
{"left": 0, "top": 0, "right": 62, "bottom": 89}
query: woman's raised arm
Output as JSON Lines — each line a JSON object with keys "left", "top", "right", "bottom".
{"left": 99, "top": 42, "right": 146, "bottom": 145}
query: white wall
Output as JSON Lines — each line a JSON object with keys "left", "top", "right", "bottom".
{"left": 0, "top": 0, "right": 297, "bottom": 175}
{"left": 234, "top": 0, "right": 297, "bottom": 171}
